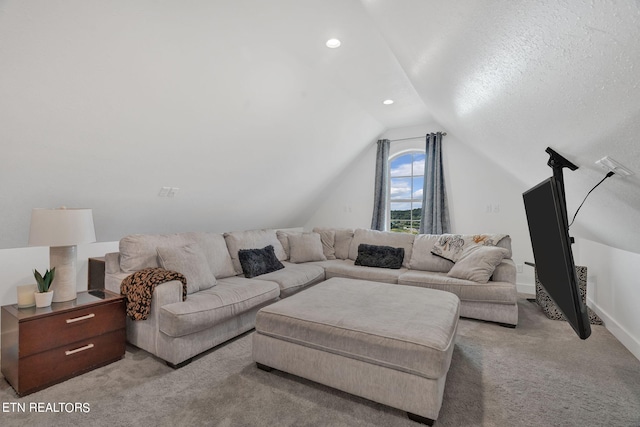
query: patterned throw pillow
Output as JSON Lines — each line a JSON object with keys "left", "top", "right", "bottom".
{"left": 238, "top": 245, "right": 285, "bottom": 278}
{"left": 431, "top": 234, "right": 508, "bottom": 262}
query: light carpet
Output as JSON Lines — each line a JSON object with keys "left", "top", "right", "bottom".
{"left": 1, "top": 297, "right": 639, "bottom": 426}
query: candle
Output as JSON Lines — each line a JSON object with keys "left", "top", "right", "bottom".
{"left": 17, "top": 284, "right": 37, "bottom": 308}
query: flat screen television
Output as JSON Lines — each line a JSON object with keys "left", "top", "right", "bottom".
{"left": 523, "top": 176, "right": 591, "bottom": 339}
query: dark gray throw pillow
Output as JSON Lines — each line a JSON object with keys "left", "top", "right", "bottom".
{"left": 238, "top": 245, "right": 285, "bottom": 278}
{"left": 354, "top": 243, "right": 405, "bottom": 269}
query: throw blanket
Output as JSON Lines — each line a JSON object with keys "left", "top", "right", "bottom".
{"left": 432, "top": 233, "right": 509, "bottom": 263}
{"left": 121, "top": 268, "right": 187, "bottom": 320}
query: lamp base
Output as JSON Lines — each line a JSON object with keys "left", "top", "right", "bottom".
{"left": 50, "top": 246, "right": 77, "bottom": 302}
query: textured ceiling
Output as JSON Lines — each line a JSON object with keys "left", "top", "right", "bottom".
{"left": 362, "top": 0, "right": 640, "bottom": 253}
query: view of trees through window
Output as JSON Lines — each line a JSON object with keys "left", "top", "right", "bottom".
{"left": 389, "top": 151, "right": 425, "bottom": 234}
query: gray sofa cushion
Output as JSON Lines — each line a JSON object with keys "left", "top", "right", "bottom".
{"left": 156, "top": 244, "right": 217, "bottom": 293}
{"left": 159, "top": 278, "right": 280, "bottom": 337}
{"left": 187, "top": 232, "right": 237, "bottom": 279}
{"left": 255, "top": 278, "right": 460, "bottom": 379}
{"left": 224, "top": 229, "right": 287, "bottom": 274}
{"left": 447, "top": 245, "right": 509, "bottom": 283}
{"left": 409, "top": 234, "right": 455, "bottom": 272}
{"left": 312, "top": 228, "right": 336, "bottom": 260}
{"left": 332, "top": 228, "right": 354, "bottom": 260}
{"left": 492, "top": 259, "right": 517, "bottom": 284}
{"left": 276, "top": 230, "right": 326, "bottom": 262}
{"left": 398, "top": 270, "right": 517, "bottom": 304}
{"left": 120, "top": 233, "right": 194, "bottom": 273}
{"left": 276, "top": 230, "right": 294, "bottom": 260}
{"left": 253, "top": 262, "right": 325, "bottom": 297}
{"left": 348, "top": 228, "right": 415, "bottom": 268}
{"left": 323, "top": 259, "right": 407, "bottom": 284}
{"left": 289, "top": 232, "right": 327, "bottom": 263}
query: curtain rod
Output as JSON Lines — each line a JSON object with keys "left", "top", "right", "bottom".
{"left": 390, "top": 133, "right": 447, "bottom": 142}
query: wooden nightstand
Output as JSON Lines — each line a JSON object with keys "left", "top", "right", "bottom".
{"left": 1, "top": 289, "right": 125, "bottom": 396}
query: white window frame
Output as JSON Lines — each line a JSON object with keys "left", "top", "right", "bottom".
{"left": 387, "top": 150, "right": 425, "bottom": 234}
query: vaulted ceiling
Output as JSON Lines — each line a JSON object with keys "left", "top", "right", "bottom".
{"left": 1, "top": 0, "right": 639, "bottom": 253}
{"left": 362, "top": 0, "right": 640, "bottom": 253}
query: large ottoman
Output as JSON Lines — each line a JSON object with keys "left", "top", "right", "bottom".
{"left": 252, "top": 277, "right": 460, "bottom": 425}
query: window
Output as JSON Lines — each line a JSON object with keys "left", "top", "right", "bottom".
{"left": 389, "top": 151, "right": 425, "bottom": 234}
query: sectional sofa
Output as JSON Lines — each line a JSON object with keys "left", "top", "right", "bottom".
{"left": 104, "top": 227, "right": 517, "bottom": 367}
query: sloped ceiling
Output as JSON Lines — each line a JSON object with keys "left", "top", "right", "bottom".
{"left": 362, "top": 0, "right": 640, "bottom": 254}
{"left": 0, "top": 0, "right": 426, "bottom": 249}
{"left": 1, "top": 0, "right": 639, "bottom": 254}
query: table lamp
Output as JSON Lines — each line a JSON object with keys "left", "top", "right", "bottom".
{"left": 28, "top": 207, "right": 96, "bottom": 302}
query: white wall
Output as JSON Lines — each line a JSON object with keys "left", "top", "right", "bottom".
{"left": 305, "top": 123, "right": 536, "bottom": 289}
{"left": 575, "top": 238, "right": 640, "bottom": 361}
{"left": 0, "top": 0, "right": 389, "bottom": 250}
{"left": 0, "top": 241, "right": 118, "bottom": 308}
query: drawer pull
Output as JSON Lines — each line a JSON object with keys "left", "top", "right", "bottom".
{"left": 65, "top": 343, "right": 94, "bottom": 356}
{"left": 66, "top": 313, "right": 95, "bottom": 323}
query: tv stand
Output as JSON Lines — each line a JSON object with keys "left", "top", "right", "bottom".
{"left": 545, "top": 147, "right": 578, "bottom": 243}
{"left": 546, "top": 147, "right": 578, "bottom": 186}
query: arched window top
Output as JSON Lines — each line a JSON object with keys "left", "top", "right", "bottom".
{"left": 388, "top": 151, "right": 425, "bottom": 234}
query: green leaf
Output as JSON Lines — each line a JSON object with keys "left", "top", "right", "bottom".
{"left": 34, "top": 269, "right": 44, "bottom": 285}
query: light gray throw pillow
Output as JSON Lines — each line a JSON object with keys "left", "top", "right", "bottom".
{"left": 289, "top": 232, "right": 327, "bottom": 263}
{"left": 447, "top": 245, "right": 509, "bottom": 283}
{"left": 156, "top": 244, "right": 217, "bottom": 294}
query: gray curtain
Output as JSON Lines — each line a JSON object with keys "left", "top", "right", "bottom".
{"left": 371, "top": 139, "right": 390, "bottom": 231}
{"left": 420, "top": 132, "right": 451, "bottom": 234}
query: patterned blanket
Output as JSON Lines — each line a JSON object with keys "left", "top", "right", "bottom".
{"left": 120, "top": 267, "right": 187, "bottom": 320}
{"left": 432, "top": 233, "right": 509, "bottom": 262}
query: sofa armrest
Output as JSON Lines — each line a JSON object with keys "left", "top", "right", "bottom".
{"left": 105, "top": 252, "right": 121, "bottom": 274}
{"left": 492, "top": 258, "right": 516, "bottom": 284}
{"left": 104, "top": 252, "right": 125, "bottom": 294}
{"left": 124, "top": 280, "right": 183, "bottom": 356}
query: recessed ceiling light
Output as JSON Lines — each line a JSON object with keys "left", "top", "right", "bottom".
{"left": 326, "top": 38, "right": 341, "bottom": 48}
{"left": 383, "top": 99, "right": 394, "bottom": 105}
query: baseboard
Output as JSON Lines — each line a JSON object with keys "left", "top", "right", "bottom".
{"left": 587, "top": 298, "right": 640, "bottom": 363}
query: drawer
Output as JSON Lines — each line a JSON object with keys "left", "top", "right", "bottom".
{"left": 19, "top": 300, "right": 125, "bottom": 357}
{"left": 17, "top": 328, "right": 125, "bottom": 395}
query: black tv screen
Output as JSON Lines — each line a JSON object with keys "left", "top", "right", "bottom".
{"left": 523, "top": 177, "right": 591, "bottom": 339}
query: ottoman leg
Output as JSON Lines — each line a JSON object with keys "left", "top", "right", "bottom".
{"left": 256, "top": 362, "right": 273, "bottom": 372}
{"left": 407, "top": 412, "right": 435, "bottom": 426}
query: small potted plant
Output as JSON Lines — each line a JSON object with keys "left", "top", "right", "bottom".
{"left": 34, "top": 267, "right": 55, "bottom": 308}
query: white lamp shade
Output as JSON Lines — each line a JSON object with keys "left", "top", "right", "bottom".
{"left": 28, "top": 208, "right": 96, "bottom": 247}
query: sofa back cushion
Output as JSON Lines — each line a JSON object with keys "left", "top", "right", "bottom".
{"left": 409, "top": 234, "right": 455, "bottom": 272}
{"left": 495, "top": 235, "right": 513, "bottom": 258}
{"left": 120, "top": 233, "right": 195, "bottom": 273}
{"left": 156, "top": 244, "right": 217, "bottom": 293}
{"left": 348, "top": 229, "right": 414, "bottom": 268}
{"left": 334, "top": 229, "right": 354, "bottom": 259}
{"left": 224, "top": 229, "right": 287, "bottom": 275}
{"left": 312, "top": 228, "right": 336, "bottom": 260}
{"left": 312, "top": 227, "right": 353, "bottom": 260}
{"left": 187, "top": 232, "right": 237, "bottom": 279}
{"left": 119, "top": 232, "right": 236, "bottom": 279}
